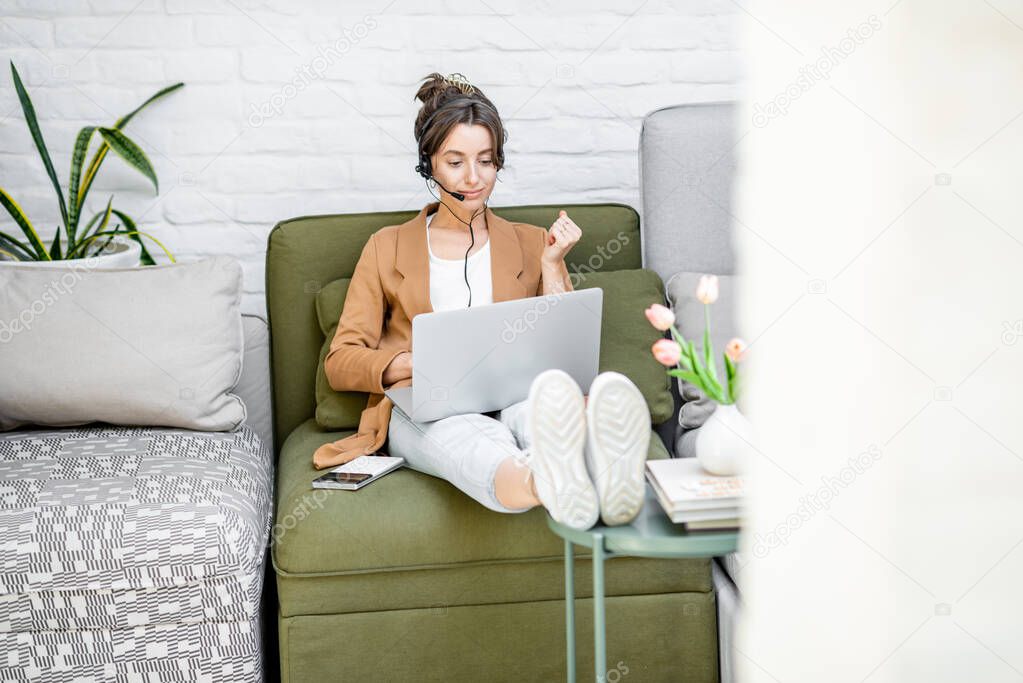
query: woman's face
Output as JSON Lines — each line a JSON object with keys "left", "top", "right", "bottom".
{"left": 430, "top": 123, "right": 498, "bottom": 207}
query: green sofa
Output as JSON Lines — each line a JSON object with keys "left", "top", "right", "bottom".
{"left": 266, "top": 203, "right": 719, "bottom": 682}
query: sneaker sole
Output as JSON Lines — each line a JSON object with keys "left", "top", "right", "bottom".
{"left": 527, "top": 370, "right": 599, "bottom": 530}
{"left": 586, "top": 372, "right": 650, "bottom": 526}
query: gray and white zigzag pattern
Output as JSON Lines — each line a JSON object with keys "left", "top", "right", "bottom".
{"left": 0, "top": 424, "right": 273, "bottom": 681}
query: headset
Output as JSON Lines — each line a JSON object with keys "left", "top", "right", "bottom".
{"left": 414, "top": 101, "right": 498, "bottom": 308}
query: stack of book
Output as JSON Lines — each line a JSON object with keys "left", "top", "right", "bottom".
{"left": 645, "top": 458, "right": 744, "bottom": 531}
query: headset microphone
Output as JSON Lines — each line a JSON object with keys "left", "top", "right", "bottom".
{"left": 415, "top": 160, "right": 465, "bottom": 201}
{"left": 435, "top": 181, "right": 465, "bottom": 202}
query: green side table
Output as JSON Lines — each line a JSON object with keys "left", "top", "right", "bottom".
{"left": 546, "top": 485, "right": 739, "bottom": 683}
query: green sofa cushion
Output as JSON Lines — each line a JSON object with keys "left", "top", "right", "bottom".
{"left": 312, "top": 278, "right": 368, "bottom": 429}
{"left": 572, "top": 268, "right": 674, "bottom": 424}
{"left": 312, "top": 267, "right": 673, "bottom": 429}
{"left": 273, "top": 418, "right": 710, "bottom": 616}
{"left": 279, "top": 593, "right": 719, "bottom": 683}
{"left": 314, "top": 277, "right": 350, "bottom": 337}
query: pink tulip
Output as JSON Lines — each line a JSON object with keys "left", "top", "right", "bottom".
{"left": 725, "top": 337, "right": 747, "bottom": 362}
{"left": 652, "top": 339, "right": 682, "bottom": 366}
{"left": 696, "top": 274, "right": 719, "bottom": 304}
{"left": 644, "top": 303, "right": 675, "bottom": 331}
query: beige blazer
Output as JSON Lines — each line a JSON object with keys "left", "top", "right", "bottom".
{"left": 312, "top": 202, "right": 574, "bottom": 469}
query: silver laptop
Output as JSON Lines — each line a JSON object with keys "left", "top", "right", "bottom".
{"left": 384, "top": 288, "right": 603, "bottom": 423}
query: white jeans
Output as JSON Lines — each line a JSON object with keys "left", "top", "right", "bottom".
{"left": 385, "top": 398, "right": 534, "bottom": 513}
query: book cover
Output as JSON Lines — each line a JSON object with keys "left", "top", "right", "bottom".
{"left": 645, "top": 459, "right": 745, "bottom": 506}
{"left": 684, "top": 517, "right": 742, "bottom": 531}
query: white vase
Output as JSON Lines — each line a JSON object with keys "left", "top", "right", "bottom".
{"left": 0, "top": 235, "right": 141, "bottom": 269}
{"left": 695, "top": 403, "right": 755, "bottom": 475}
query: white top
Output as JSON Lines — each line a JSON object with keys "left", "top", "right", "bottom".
{"left": 426, "top": 212, "right": 493, "bottom": 311}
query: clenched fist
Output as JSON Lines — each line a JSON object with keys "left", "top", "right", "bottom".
{"left": 542, "top": 210, "right": 581, "bottom": 265}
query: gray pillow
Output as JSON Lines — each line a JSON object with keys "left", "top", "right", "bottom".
{"left": 236, "top": 314, "right": 274, "bottom": 448}
{"left": 665, "top": 271, "right": 742, "bottom": 457}
{"left": 0, "top": 256, "right": 246, "bottom": 432}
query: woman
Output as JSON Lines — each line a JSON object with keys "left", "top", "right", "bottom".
{"left": 313, "top": 73, "right": 650, "bottom": 530}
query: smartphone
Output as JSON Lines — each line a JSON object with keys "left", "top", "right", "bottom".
{"left": 314, "top": 471, "right": 371, "bottom": 485}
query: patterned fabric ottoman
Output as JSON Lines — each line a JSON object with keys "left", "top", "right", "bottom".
{"left": 0, "top": 424, "right": 273, "bottom": 682}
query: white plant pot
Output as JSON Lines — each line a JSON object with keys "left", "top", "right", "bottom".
{"left": 0, "top": 235, "right": 141, "bottom": 269}
{"left": 695, "top": 403, "right": 755, "bottom": 475}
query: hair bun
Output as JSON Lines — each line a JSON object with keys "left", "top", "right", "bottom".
{"left": 414, "top": 72, "right": 447, "bottom": 105}
{"left": 414, "top": 73, "right": 482, "bottom": 141}
{"left": 415, "top": 72, "right": 478, "bottom": 106}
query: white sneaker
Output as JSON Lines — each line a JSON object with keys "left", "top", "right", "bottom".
{"left": 584, "top": 371, "right": 650, "bottom": 526}
{"left": 525, "top": 369, "right": 599, "bottom": 530}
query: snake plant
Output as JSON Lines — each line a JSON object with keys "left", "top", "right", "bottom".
{"left": 0, "top": 61, "right": 183, "bottom": 265}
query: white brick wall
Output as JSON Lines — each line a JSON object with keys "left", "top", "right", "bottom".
{"left": 0, "top": 0, "right": 742, "bottom": 314}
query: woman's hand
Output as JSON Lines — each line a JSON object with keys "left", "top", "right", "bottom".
{"left": 542, "top": 210, "right": 581, "bottom": 265}
{"left": 382, "top": 351, "right": 412, "bottom": 386}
